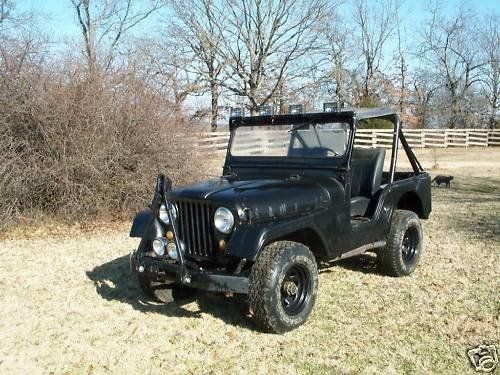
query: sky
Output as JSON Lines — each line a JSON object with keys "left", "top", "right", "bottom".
{"left": 17, "top": 0, "right": 167, "bottom": 47}
{"left": 18, "top": 0, "right": 499, "bottom": 50}
{"left": 14, "top": 0, "right": 499, "bottom": 112}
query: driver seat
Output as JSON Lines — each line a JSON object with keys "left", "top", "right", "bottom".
{"left": 350, "top": 147, "right": 386, "bottom": 217}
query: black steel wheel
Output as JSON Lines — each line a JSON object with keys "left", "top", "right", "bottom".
{"left": 248, "top": 241, "right": 318, "bottom": 333}
{"left": 401, "top": 226, "right": 419, "bottom": 263}
{"left": 378, "top": 210, "right": 423, "bottom": 277}
{"left": 280, "top": 264, "right": 311, "bottom": 315}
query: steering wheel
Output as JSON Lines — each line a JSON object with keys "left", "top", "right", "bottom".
{"left": 323, "top": 147, "right": 340, "bottom": 156}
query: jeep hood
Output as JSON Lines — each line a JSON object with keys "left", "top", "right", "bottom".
{"left": 171, "top": 177, "right": 332, "bottom": 221}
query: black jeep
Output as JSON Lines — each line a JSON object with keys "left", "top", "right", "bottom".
{"left": 130, "top": 108, "right": 431, "bottom": 333}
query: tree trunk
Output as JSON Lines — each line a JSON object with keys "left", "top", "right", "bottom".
{"left": 210, "top": 80, "right": 218, "bottom": 131}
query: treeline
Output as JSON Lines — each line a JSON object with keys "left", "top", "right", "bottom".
{"left": 167, "top": 0, "right": 498, "bottom": 130}
{"left": 0, "top": 0, "right": 498, "bottom": 228}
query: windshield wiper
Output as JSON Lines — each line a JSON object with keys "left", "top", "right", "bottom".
{"left": 288, "top": 121, "right": 314, "bottom": 133}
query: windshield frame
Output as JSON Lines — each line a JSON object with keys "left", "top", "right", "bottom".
{"left": 225, "top": 112, "right": 356, "bottom": 170}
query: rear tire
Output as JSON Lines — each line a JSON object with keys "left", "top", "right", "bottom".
{"left": 378, "top": 210, "right": 423, "bottom": 277}
{"left": 248, "top": 241, "right": 318, "bottom": 333}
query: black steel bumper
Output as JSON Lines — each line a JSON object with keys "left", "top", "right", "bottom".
{"left": 130, "top": 252, "right": 249, "bottom": 294}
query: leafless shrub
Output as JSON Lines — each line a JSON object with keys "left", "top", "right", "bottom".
{"left": 0, "top": 64, "right": 204, "bottom": 229}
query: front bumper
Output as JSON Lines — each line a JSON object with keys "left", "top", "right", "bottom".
{"left": 130, "top": 252, "right": 249, "bottom": 294}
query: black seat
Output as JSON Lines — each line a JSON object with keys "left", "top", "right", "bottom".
{"left": 350, "top": 148, "right": 386, "bottom": 217}
{"left": 288, "top": 147, "right": 328, "bottom": 158}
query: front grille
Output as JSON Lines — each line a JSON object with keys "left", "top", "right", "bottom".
{"left": 173, "top": 199, "right": 216, "bottom": 257}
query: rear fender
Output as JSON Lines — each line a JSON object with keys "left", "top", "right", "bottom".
{"left": 129, "top": 208, "right": 165, "bottom": 239}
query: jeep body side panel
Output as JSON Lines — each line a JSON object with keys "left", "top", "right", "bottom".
{"left": 225, "top": 176, "right": 351, "bottom": 261}
{"left": 348, "top": 172, "right": 431, "bottom": 248}
{"left": 348, "top": 187, "right": 393, "bottom": 249}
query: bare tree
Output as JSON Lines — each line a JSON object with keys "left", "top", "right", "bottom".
{"left": 353, "top": 0, "right": 399, "bottom": 102}
{"left": 0, "top": 1, "right": 44, "bottom": 76}
{"left": 70, "top": 0, "right": 164, "bottom": 78}
{"left": 479, "top": 14, "right": 499, "bottom": 129}
{"left": 411, "top": 70, "right": 438, "bottom": 128}
{"left": 220, "top": 0, "right": 328, "bottom": 115}
{"left": 0, "top": 0, "right": 12, "bottom": 26}
{"left": 0, "top": 0, "right": 20, "bottom": 31}
{"left": 394, "top": 14, "right": 407, "bottom": 114}
{"left": 420, "top": 6, "right": 486, "bottom": 128}
{"left": 133, "top": 39, "right": 204, "bottom": 119}
{"left": 169, "top": 0, "right": 224, "bottom": 130}
{"left": 320, "top": 11, "right": 353, "bottom": 107}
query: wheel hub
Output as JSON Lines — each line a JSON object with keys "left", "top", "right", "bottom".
{"left": 282, "top": 281, "right": 298, "bottom": 296}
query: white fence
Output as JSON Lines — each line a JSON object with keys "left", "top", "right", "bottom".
{"left": 196, "top": 128, "right": 500, "bottom": 154}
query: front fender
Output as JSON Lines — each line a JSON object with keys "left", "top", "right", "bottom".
{"left": 226, "top": 215, "right": 327, "bottom": 261}
{"left": 129, "top": 208, "right": 165, "bottom": 239}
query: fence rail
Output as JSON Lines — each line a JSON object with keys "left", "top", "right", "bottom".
{"left": 196, "top": 128, "right": 500, "bottom": 153}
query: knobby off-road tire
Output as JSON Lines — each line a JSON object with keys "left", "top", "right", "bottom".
{"left": 248, "top": 241, "right": 318, "bottom": 333}
{"left": 135, "top": 240, "right": 196, "bottom": 303}
{"left": 378, "top": 209, "right": 423, "bottom": 277}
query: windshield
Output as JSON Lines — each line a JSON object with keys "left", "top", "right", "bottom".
{"left": 230, "top": 122, "right": 350, "bottom": 158}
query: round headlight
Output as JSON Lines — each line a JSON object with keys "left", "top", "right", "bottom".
{"left": 166, "top": 242, "right": 178, "bottom": 260}
{"left": 159, "top": 203, "right": 177, "bottom": 224}
{"left": 152, "top": 237, "right": 166, "bottom": 256}
{"left": 214, "top": 207, "right": 234, "bottom": 234}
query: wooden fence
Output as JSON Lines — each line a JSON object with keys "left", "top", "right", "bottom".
{"left": 196, "top": 128, "right": 500, "bottom": 154}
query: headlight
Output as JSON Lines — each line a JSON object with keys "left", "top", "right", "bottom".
{"left": 159, "top": 203, "right": 177, "bottom": 224}
{"left": 166, "top": 242, "right": 178, "bottom": 260}
{"left": 214, "top": 207, "right": 234, "bottom": 234}
{"left": 152, "top": 237, "right": 167, "bottom": 256}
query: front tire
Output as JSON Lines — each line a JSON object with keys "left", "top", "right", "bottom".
{"left": 134, "top": 240, "right": 196, "bottom": 303}
{"left": 137, "top": 274, "right": 174, "bottom": 303}
{"left": 248, "top": 241, "right": 318, "bottom": 333}
{"left": 378, "top": 210, "right": 423, "bottom": 277}
{"left": 138, "top": 275, "right": 196, "bottom": 303}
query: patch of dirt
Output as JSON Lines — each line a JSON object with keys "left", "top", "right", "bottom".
{"left": 0, "top": 148, "right": 498, "bottom": 374}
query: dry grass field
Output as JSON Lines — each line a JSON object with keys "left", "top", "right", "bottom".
{"left": 0, "top": 148, "right": 499, "bottom": 374}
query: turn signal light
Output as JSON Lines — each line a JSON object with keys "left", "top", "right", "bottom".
{"left": 219, "top": 239, "right": 226, "bottom": 251}
{"left": 166, "top": 231, "right": 174, "bottom": 240}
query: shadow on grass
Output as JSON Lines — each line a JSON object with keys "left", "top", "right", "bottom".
{"left": 86, "top": 255, "right": 254, "bottom": 329}
{"left": 319, "top": 253, "right": 380, "bottom": 275}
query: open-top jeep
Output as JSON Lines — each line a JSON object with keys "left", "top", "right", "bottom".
{"left": 130, "top": 108, "right": 431, "bottom": 333}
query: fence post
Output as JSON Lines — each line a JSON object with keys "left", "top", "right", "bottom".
{"left": 465, "top": 130, "right": 470, "bottom": 148}
{"left": 444, "top": 129, "right": 449, "bottom": 148}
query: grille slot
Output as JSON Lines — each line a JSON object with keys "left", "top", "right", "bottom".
{"left": 174, "top": 200, "right": 216, "bottom": 257}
